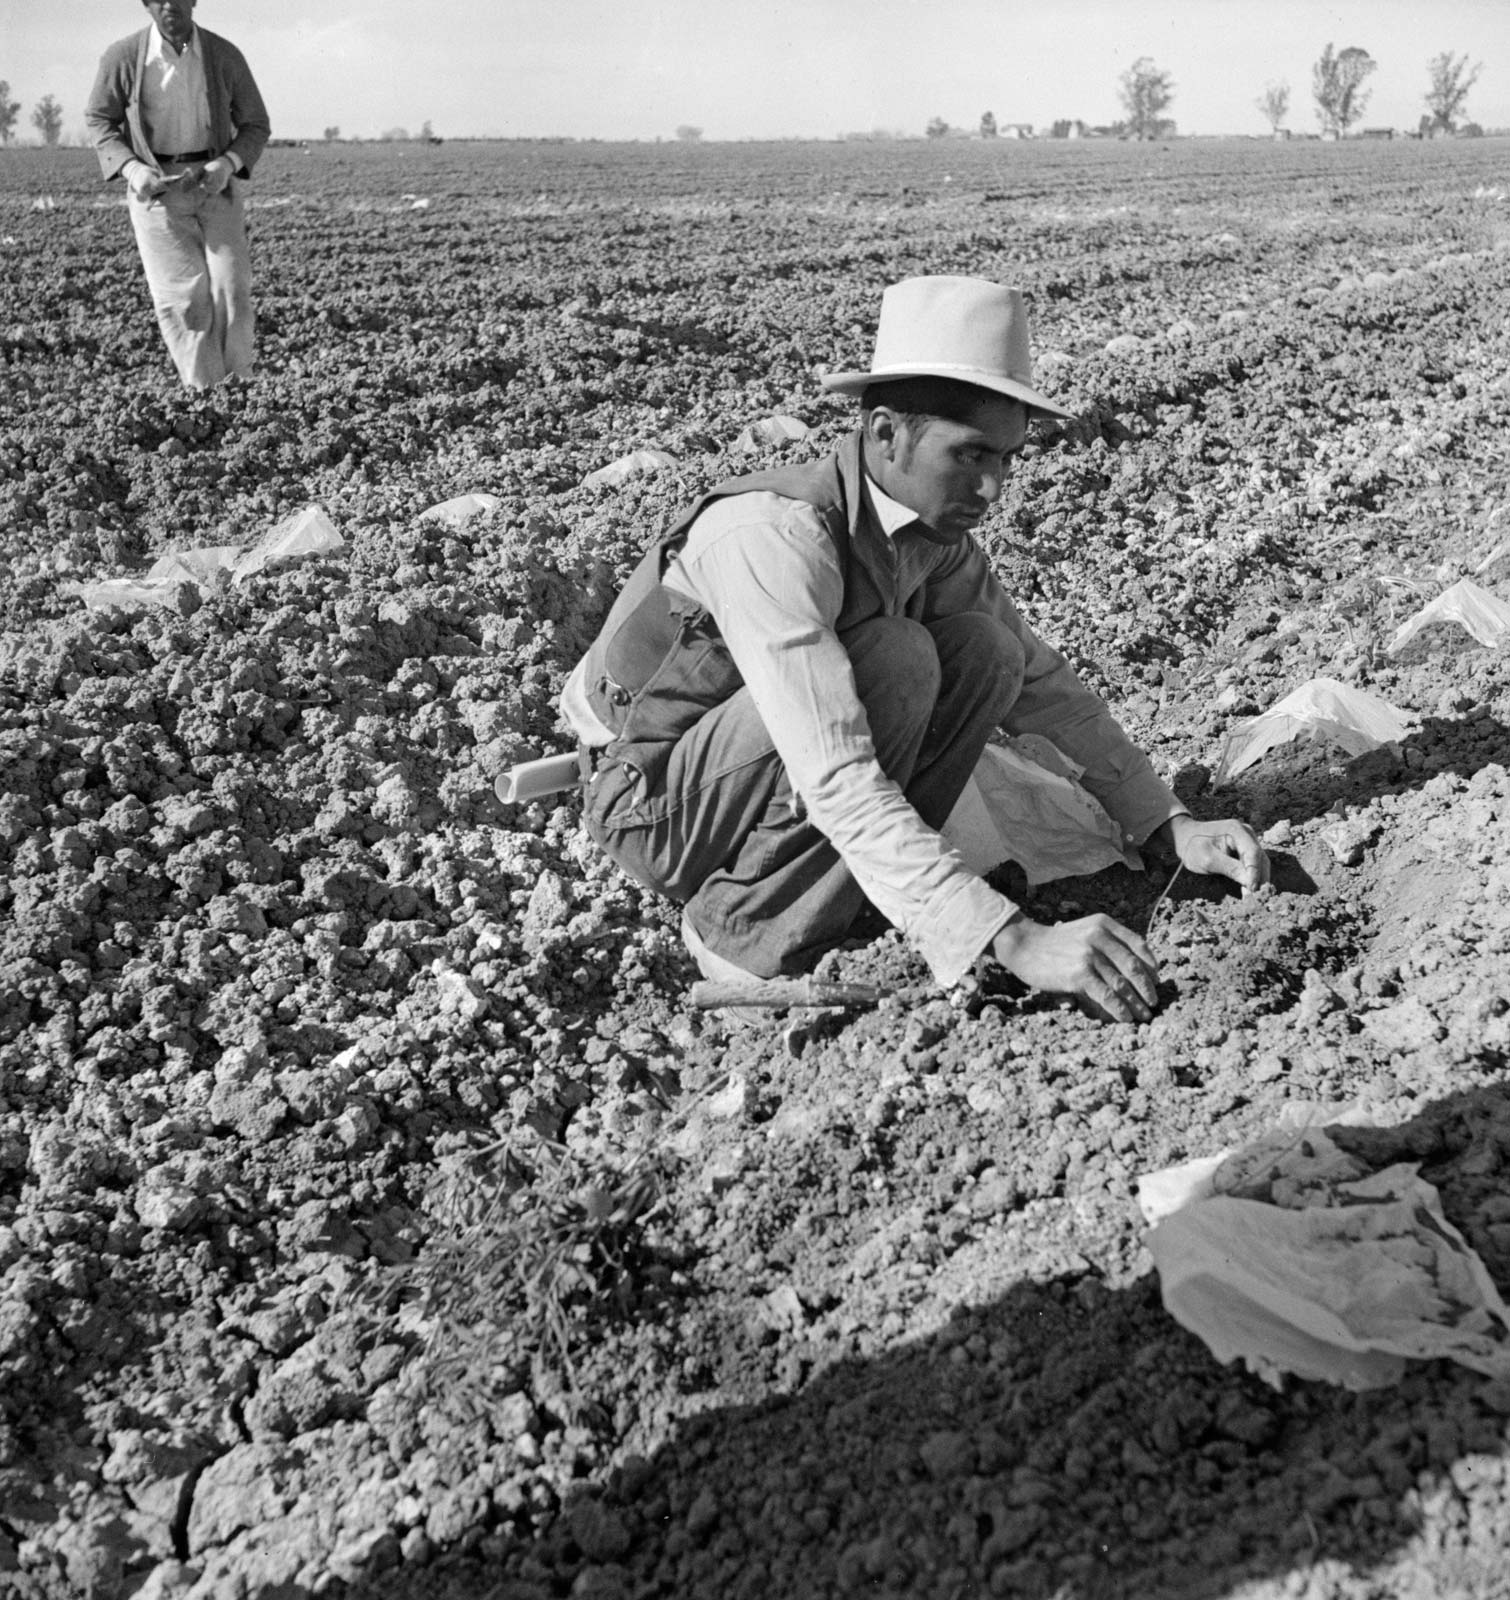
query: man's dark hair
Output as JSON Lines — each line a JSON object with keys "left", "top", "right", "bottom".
{"left": 858, "top": 375, "right": 1005, "bottom": 427}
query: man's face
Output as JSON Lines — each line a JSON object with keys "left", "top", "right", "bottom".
{"left": 143, "top": 0, "right": 197, "bottom": 48}
{"left": 870, "top": 393, "right": 1028, "bottom": 541}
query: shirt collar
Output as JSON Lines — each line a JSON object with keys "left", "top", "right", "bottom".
{"left": 147, "top": 25, "right": 200, "bottom": 64}
{"left": 863, "top": 473, "right": 922, "bottom": 538}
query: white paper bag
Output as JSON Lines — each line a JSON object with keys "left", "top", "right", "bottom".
{"left": 1139, "top": 1123, "right": 1510, "bottom": 1391}
{"left": 1388, "top": 577, "right": 1510, "bottom": 654}
{"left": 941, "top": 737, "right": 1140, "bottom": 886}
{"left": 1212, "top": 678, "right": 1413, "bottom": 787}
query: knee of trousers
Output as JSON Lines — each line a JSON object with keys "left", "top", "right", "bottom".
{"left": 931, "top": 612, "right": 1026, "bottom": 717}
{"left": 848, "top": 615, "right": 943, "bottom": 729}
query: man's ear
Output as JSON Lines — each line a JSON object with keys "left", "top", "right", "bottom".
{"left": 865, "top": 406, "right": 900, "bottom": 459}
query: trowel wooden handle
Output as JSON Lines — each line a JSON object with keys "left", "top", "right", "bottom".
{"left": 688, "top": 978, "right": 889, "bottom": 1010}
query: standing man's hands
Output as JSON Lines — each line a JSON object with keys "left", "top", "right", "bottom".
{"left": 990, "top": 911, "right": 1159, "bottom": 1024}
{"left": 195, "top": 156, "right": 236, "bottom": 195}
{"left": 1154, "top": 814, "right": 1269, "bottom": 894}
{"left": 122, "top": 159, "right": 166, "bottom": 201}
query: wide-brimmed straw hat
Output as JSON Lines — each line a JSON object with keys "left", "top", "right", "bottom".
{"left": 821, "top": 275, "right": 1073, "bottom": 421}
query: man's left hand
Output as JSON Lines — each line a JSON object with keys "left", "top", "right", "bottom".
{"left": 197, "top": 157, "right": 236, "bottom": 194}
{"left": 1154, "top": 814, "right": 1269, "bottom": 894}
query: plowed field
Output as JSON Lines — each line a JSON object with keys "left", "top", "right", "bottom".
{"left": 3, "top": 135, "right": 1510, "bottom": 1600}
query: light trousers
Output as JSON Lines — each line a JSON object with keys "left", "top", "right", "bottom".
{"left": 128, "top": 176, "right": 254, "bottom": 389}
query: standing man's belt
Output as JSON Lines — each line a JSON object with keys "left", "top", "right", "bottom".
{"left": 153, "top": 148, "right": 213, "bottom": 163}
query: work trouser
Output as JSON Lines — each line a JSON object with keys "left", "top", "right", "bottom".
{"left": 584, "top": 611, "right": 1024, "bottom": 978}
{"left": 128, "top": 168, "right": 254, "bottom": 389}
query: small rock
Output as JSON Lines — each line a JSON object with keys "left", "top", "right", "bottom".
{"left": 1318, "top": 816, "right": 1375, "bottom": 866}
{"left": 965, "top": 1082, "right": 1007, "bottom": 1115}
{"left": 685, "top": 1487, "right": 719, "bottom": 1539}
{"left": 134, "top": 1176, "right": 205, "bottom": 1232}
{"left": 435, "top": 968, "right": 489, "bottom": 1022}
{"left": 919, "top": 1429, "right": 976, "bottom": 1480}
{"left": 701, "top": 1147, "right": 745, "bottom": 1195}
{"left": 706, "top": 1076, "right": 747, "bottom": 1119}
{"left": 568, "top": 1499, "right": 633, "bottom": 1563}
{"left": 521, "top": 872, "right": 572, "bottom": 953}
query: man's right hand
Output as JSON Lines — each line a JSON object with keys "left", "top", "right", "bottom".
{"left": 123, "top": 160, "right": 166, "bottom": 201}
{"left": 990, "top": 911, "right": 1159, "bottom": 1024}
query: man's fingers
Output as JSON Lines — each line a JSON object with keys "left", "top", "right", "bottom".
{"left": 1089, "top": 953, "right": 1155, "bottom": 1021}
{"left": 1090, "top": 919, "right": 1158, "bottom": 999}
{"left": 1082, "top": 973, "right": 1148, "bottom": 1025}
{"left": 991, "top": 913, "right": 1162, "bottom": 1023}
{"left": 1181, "top": 820, "right": 1270, "bottom": 891}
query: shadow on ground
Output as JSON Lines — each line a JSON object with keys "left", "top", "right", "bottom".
{"left": 346, "top": 1089, "right": 1510, "bottom": 1600}
{"left": 1204, "top": 713, "right": 1510, "bottom": 833}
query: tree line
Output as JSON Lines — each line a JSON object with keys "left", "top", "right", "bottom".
{"left": 0, "top": 49, "right": 1488, "bottom": 149}
{"left": 926, "top": 45, "right": 1486, "bottom": 142}
{"left": 1259, "top": 47, "right": 1483, "bottom": 139}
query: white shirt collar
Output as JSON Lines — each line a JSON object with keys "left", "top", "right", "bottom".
{"left": 147, "top": 25, "right": 201, "bottom": 65}
{"left": 864, "top": 474, "right": 921, "bottom": 538}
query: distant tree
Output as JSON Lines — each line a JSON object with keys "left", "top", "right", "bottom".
{"left": 323, "top": 125, "right": 340, "bottom": 142}
{"left": 380, "top": 127, "right": 410, "bottom": 142}
{"left": 1423, "top": 51, "right": 1482, "bottom": 136}
{"left": 979, "top": 110, "right": 997, "bottom": 139}
{"left": 1119, "top": 57, "right": 1174, "bottom": 139}
{"left": 0, "top": 81, "right": 19, "bottom": 144}
{"left": 674, "top": 124, "right": 703, "bottom": 142}
{"left": 419, "top": 119, "right": 434, "bottom": 140}
{"left": 1256, "top": 81, "right": 1290, "bottom": 134}
{"left": 31, "top": 93, "right": 63, "bottom": 146}
{"left": 925, "top": 116, "right": 950, "bottom": 139}
{"left": 1313, "top": 43, "right": 1376, "bottom": 137}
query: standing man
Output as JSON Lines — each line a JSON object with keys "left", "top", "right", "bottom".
{"left": 562, "top": 276, "right": 1269, "bottom": 1024}
{"left": 86, "top": 1, "right": 270, "bottom": 390}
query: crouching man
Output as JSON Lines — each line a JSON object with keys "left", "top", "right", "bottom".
{"left": 561, "top": 275, "right": 1268, "bottom": 1022}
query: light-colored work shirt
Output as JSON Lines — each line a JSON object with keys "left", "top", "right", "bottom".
{"left": 562, "top": 475, "right": 1183, "bottom": 985}
{"left": 141, "top": 26, "right": 212, "bottom": 155}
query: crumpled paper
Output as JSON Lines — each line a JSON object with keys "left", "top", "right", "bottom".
{"left": 941, "top": 734, "right": 1141, "bottom": 886}
{"left": 732, "top": 415, "right": 809, "bottom": 453}
{"left": 230, "top": 505, "right": 343, "bottom": 582}
{"left": 1212, "top": 677, "right": 1413, "bottom": 787}
{"left": 72, "top": 507, "right": 343, "bottom": 613}
{"left": 420, "top": 492, "right": 501, "bottom": 528}
{"left": 1138, "top": 1111, "right": 1510, "bottom": 1391}
{"left": 582, "top": 449, "right": 678, "bottom": 489}
{"left": 146, "top": 545, "right": 246, "bottom": 586}
{"left": 1388, "top": 577, "right": 1510, "bottom": 655}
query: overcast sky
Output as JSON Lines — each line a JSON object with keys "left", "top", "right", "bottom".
{"left": 3, "top": 0, "right": 1506, "bottom": 143}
